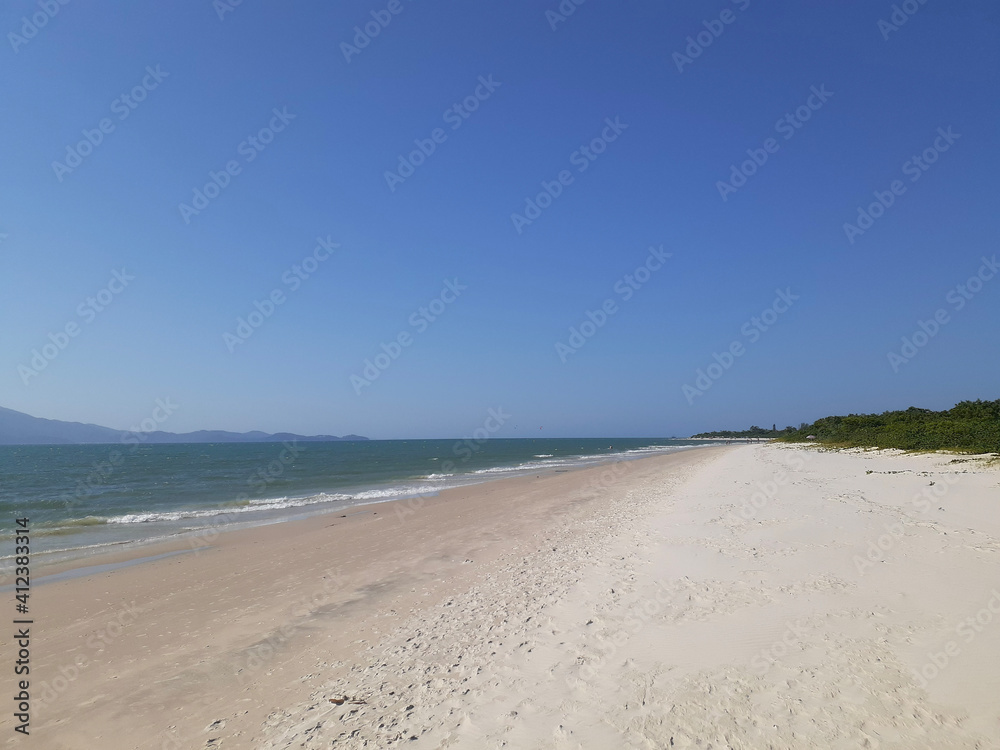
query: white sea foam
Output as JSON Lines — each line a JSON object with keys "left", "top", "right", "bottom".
{"left": 24, "top": 441, "right": 708, "bottom": 566}
{"left": 107, "top": 492, "right": 354, "bottom": 524}
{"left": 104, "top": 446, "right": 695, "bottom": 525}
{"left": 350, "top": 485, "right": 441, "bottom": 501}
{"left": 466, "top": 445, "right": 695, "bottom": 478}
{"left": 471, "top": 459, "right": 575, "bottom": 474}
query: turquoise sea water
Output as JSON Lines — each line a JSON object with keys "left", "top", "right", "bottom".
{"left": 0, "top": 438, "right": 710, "bottom": 561}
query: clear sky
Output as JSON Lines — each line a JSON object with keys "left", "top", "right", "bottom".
{"left": 2, "top": 0, "right": 998, "bottom": 439}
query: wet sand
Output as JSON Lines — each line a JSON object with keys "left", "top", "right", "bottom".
{"left": 7, "top": 443, "right": 1000, "bottom": 748}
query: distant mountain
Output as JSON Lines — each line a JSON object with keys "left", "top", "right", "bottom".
{"left": 0, "top": 406, "right": 367, "bottom": 445}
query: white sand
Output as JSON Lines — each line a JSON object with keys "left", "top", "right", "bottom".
{"left": 13, "top": 444, "right": 1000, "bottom": 748}
{"left": 262, "top": 444, "right": 1000, "bottom": 749}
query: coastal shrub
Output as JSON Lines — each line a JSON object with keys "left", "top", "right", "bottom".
{"left": 778, "top": 399, "right": 1000, "bottom": 454}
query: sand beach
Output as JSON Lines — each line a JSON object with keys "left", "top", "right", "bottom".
{"left": 8, "top": 443, "right": 1000, "bottom": 749}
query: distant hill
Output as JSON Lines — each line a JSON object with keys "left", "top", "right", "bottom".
{"left": 0, "top": 406, "right": 367, "bottom": 445}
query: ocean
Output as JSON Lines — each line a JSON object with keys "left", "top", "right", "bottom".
{"left": 0, "top": 438, "right": 709, "bottom": 564}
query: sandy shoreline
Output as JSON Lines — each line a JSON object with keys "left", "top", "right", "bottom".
{"left": 19, "top": 445, "right": 716, "bottom": 583}
{"left": 5, "top": 443, "right": 1000, "bottom": 748}
{"left": 6, "top": 446, "right": 724, "bottom": 748}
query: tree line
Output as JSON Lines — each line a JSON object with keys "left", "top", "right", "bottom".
{"left": 778, "top": 399, "right": 1000, "bottom": 454}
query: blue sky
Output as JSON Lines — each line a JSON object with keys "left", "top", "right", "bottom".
{"left": 2, "top": 0, "right": 998, "bottom": 439}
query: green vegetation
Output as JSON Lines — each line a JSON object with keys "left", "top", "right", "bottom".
{"left": 692, "top": 424, "right": 797, "bottom": 439}
{"left": 778, "top": 400, "right": 1000, "bottom": 454}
